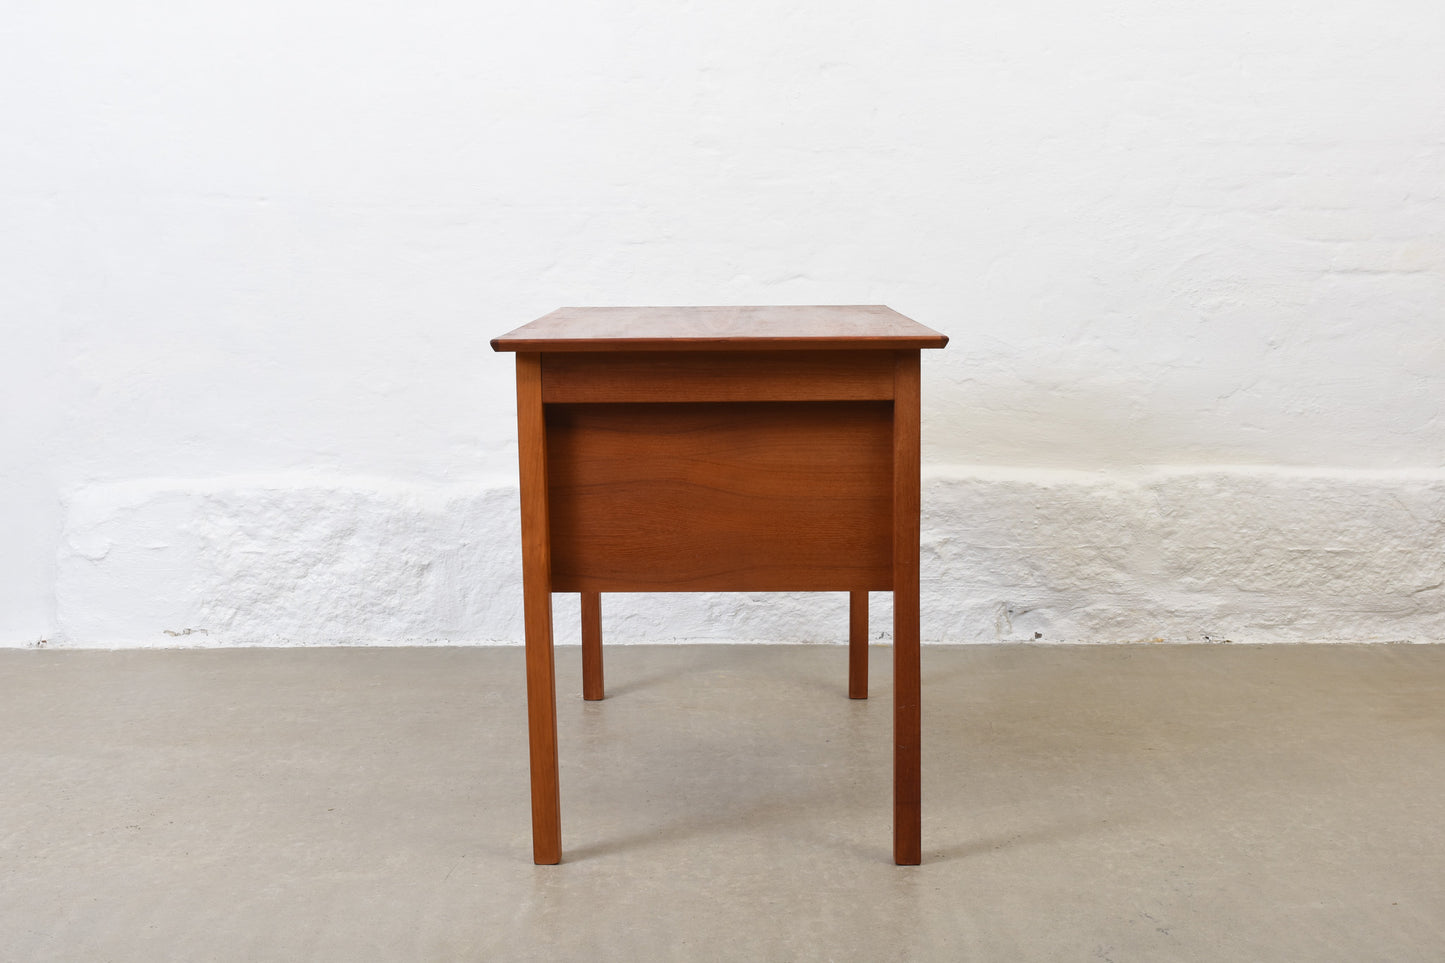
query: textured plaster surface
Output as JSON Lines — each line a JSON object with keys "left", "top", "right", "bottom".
{"left": 6, "top": 1, "right": 1444, "bottom": 643}
{"left": 49, "top": 469, "right": 1445, "bottom": 646}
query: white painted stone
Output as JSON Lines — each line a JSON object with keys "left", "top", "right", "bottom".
{"left": 922, "top": 467, "right": 1445, "bottom": 644}
{"left": 55, "top": 476, "right": 524, "bottom": 646}
{"left": 49, "top": 470, "right": 1445, "bottom": 646}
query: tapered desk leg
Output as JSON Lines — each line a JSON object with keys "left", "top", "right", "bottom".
{"left": 849, "top": 591, "right": 868, "bottom": 700}
{"left": 581, "top": 591, "right": 604, "bottom": 701}
{"left": 893, "top": 351, "right": 922, "bottom": 865}
{"left": 516, "top": 354, "right": 561, "bottom": 865}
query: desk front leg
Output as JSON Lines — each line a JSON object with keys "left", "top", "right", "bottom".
{"left": 893, "top": 351, "right": 922, "bottom": 865}
{"left": 516, "top": 353, "right": 562, "bottom": 864}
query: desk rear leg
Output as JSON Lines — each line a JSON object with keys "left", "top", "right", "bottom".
{"left": 581, "top": 591, "right": 604, "bottom": 700}
{"left": 849, "top": 591, "right": 868, "bottom": 699}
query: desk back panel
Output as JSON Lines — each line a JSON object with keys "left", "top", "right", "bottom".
{"left": 545, "top": 401, "right": 894, "bottom": 593}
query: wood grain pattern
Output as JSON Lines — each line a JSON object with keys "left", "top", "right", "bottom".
{"left": 544, "top": 402, "right": 894, "bottom": 593}
{"left": 492, "top": 305, "right": 949, "bottom": 353}
{"left": 581, "top": 591, "right": 603, "bottom": 701}
{"left": 515, "top": 354, "right": 562, "bottom": 865}
{"left": 892, "top": 351, "right": 923, "bottom": 866}
{"left": 541, "top": 351, "right": 896, "bottom": 404}
{"left": 849, "top": 590, "right": 869, "bottom": 700}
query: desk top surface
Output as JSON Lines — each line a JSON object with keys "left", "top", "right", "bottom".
{"left": 491, "top": 305, "right": 948, "bottom": 353}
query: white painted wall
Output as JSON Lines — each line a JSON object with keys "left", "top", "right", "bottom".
{"left": 4, "top": 0, "right": 1443, "bottom": 645}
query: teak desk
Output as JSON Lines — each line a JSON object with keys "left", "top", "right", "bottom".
{"left": 491, "top": 306, "right": 948, "bottom": 865}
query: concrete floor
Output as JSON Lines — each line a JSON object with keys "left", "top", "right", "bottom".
{"left": 1, "top": 644, "right": 1442, "bottom": 961}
